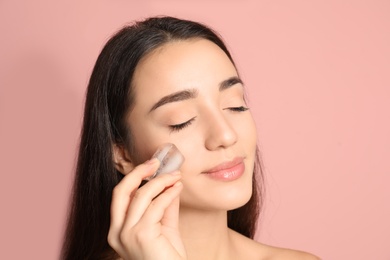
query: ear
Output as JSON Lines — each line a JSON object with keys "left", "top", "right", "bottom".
{"left": 112, "top": 144, "right": 135, "bottom": 175}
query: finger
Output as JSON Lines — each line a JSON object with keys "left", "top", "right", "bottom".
{"left": 160, "top": 193, "right": 184, "bottom": 256}
{"left": 161, "top": 190, "right": 181, "bottom": 229}
{"left": 134, "top": 181, "right": 183, "bottom": 229}
{"left": 109, "top": 159, "right": 160, "bottom": 242}
{"left": 124, "top": 172, "right": 182, "bottom": 228}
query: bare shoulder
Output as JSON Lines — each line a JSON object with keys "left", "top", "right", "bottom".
{"left": 229, "top": 230, "right": 321, "bottom": 260}
{"left": 259, "top": 244, "right": 321, "bottom": 260}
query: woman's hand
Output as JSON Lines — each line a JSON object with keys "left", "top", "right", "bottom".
{"left": 108, "top": 158, "right": 187, "bottom": 260}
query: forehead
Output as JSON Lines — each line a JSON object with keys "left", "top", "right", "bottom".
{"left": 131, "top": 39, "right": 238, "bottom": 106}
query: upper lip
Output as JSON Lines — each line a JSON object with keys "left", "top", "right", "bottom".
{"left": 202, "top": 157, "right": 244, "bottom": 173}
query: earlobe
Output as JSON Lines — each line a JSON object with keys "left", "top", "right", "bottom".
{"left": 112, "top": 144, "right": 135, "bottom": 175}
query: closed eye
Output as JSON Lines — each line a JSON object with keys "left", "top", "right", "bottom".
{"left": 225, "top": 106, "right": 249, "bottom": 112}
{"left": 169, "top": 117, "right": 196, "bottom": 132}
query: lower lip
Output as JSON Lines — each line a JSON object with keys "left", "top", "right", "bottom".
{"left": 203, "top": 161, "right": 245, "bottom": 181}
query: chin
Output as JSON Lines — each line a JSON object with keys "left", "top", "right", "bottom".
{"left": 217, "top": 172, "right": 254, "bottom": 210}
{"left": 180, "top": 183, "right": 253, "bottom": 212}
{"left": 219, "top": 186, "right": 253, "bottom": 211}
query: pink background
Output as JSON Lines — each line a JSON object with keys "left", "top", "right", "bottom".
{"left": 1, "top": 1, "right": 389, "bottom": 259}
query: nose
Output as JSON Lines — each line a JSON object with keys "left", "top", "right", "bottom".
{"left": 204, "top": 111, "right": 238, "bottom": 151}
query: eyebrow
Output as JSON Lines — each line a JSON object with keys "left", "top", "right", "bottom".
{"left": 149, "top": 76, "right": 244, "bottom": 112}
{"left": 219, "top": 76, "right": 244, "bottom": 91}
{"left": 149, "top": 89, "right": 198, "bottom": 112}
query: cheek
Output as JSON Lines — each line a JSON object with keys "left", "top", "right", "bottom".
{"left": 127, "top": 115, "right": 197, "bottom": 166}
{"left": 126, "top": 118, "right": 162, "bottom": 164}
{"left": 237, "top": 114, "right": 257, "bottom": 150}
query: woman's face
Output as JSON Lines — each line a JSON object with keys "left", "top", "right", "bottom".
{"left": 127, "top": 39, "right": 257, "bottom": 211}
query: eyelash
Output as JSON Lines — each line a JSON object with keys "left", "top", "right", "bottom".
{"left": 169, "top": 117, "right": 195, "bottom": 132}
{"left": 169, "top": 106, "right": 248, "bottom": 132}
{"left": 226, "top": 106, "right": 249, "bottom": 112}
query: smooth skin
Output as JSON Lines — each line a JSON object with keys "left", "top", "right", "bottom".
{"left": 108, "top": 39, "right": 320, "bottom": 260}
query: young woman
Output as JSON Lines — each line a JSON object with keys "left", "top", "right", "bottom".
{"left": 61, "top": 16, "right": 319, "bottom": 260}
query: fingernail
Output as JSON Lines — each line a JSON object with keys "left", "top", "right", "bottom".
{"left": 145, "top": 158, "right": 159, "bottom": 165}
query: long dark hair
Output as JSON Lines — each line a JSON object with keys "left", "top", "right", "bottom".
{"left": 61, "top": 16, "right": 264, "bottom": 260}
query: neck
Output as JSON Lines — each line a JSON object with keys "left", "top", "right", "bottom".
{"left": 179, "top": 207, "right": 233, "bottom": 260}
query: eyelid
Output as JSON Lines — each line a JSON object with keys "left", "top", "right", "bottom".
{"left": 224, "top": 106, "right": 249, "bottom": 112}
{"left": 169, "top": 117, "right": 196, "bottom": 132}
{"left": 167, "top": 105, "right": 248, "bottom": 133}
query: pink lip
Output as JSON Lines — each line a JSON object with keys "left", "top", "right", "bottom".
{"left": 202, "top": 157, "right": 245, "bottom": 181}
